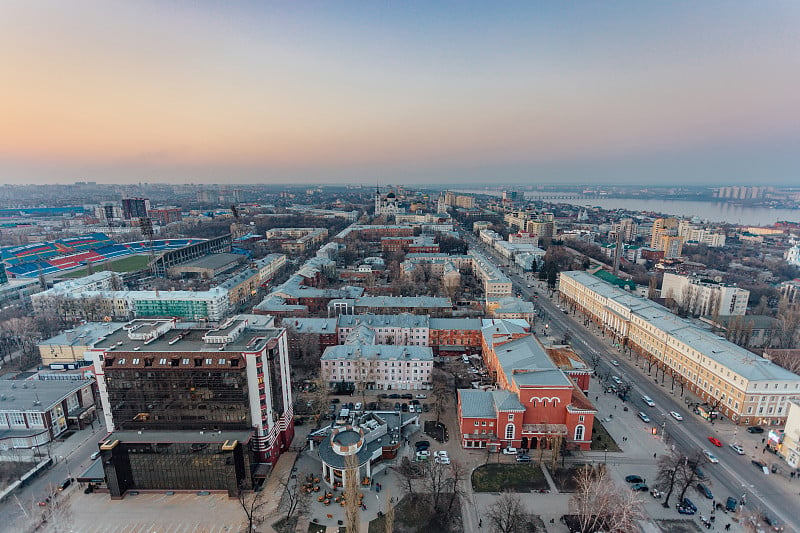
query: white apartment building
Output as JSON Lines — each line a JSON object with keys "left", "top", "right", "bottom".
{"left": 321, "top": 345, "right": 433, "bottom": 391}
{"left": 785, "top": 244, "right": 800, "bottom": 267}
{"left": 678, "top": 221, "right": 726, "bottom": 248}
{"left": 661, "top": 272, "right": 749, "bottom": 316}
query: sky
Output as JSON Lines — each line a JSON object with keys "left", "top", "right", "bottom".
{"left": 1, "top": 1, "right": 800, "bottom": 186}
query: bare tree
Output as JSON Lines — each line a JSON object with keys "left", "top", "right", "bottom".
{"left": 768, "top": 351, "right": 800, "bottom": 374}
{"left": 422, "top": 459, "right": 450, "bottom": 514}
{"left": 276, "top": 476, "right": 309, "bottom": 532}
{"left": 397, "top": 457, "right": 422, "bottom": 496}
{"left": 675, "top": 451, "right": 704, "bottom": 503}
{"left": 237, "top": 482, "right": 268, "bottom": 533}
{"left": 654, "top": 452, "right": 687, "bottom": 508}
{"left": 569, "top": 464, "right": 643, "bottom": 533}
{"left": 485, "top": 490, "right": 528, "bottom": 533}
{"left": 344, "top": 452, "right": 361, "bottom": 533}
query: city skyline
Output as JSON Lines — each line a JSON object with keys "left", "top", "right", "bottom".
{"left": 2, "top": 1, "right": 800, "bottom": 186}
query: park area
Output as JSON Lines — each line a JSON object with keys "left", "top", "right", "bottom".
{"left": 472, "top": 463, "right": 549, "bottom": 492}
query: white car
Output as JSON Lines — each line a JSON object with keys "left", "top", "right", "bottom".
{"left": 435, "top": 456, "right": 451, "bottom": 465}
{"left": 642, "top": 396, "right": 655, "bottom": 407}
{"left": 670, "top": 411, "right": 683, "bottom": 421}
{"left": 612, "top": 376, "right": 623, "bottom": 385}
{"left": 729, "top": 443, "right": 745, "bottom": 455}
{"left": 502, "top": 447, "right": 518, "bottom": 455}
{"left": 354, "top": 402, "right": 362, "bottom": 411}
{"left": 434, "top": 450, "right": 449, "bottom": 459}
{"left": 703, "top": 450, "right": 719, "bottom": 463}
{"left": 415, "top": 394, "right": 427, "bottom": 399}
{"left": 610, "top": 360, "right": 620, "bottom": 366}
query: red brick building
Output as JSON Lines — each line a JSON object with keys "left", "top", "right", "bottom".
{"left": 457, "top": 320, "right": 596, "bottom": 452}
{"left": 429, "top": 318, "right": 483, "bottom": 356}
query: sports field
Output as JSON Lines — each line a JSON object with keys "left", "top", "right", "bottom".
{"left": 60, "top": 254, "right": 151, "bottom": 278}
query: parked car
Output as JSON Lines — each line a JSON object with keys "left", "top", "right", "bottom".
{"left": 58, "top": 478, "right": 72, "bottom": 491}
{"left": 415, "top": 394, "right": 427, "bottom": 399}
{"left": 703, "top": 450, "right": 719, "bottom": 463}
{"left": 725, "top": 497, "right": 738, "bottom": 512}
{"left": 630, "top": 483, "right": 649, "bottom": 492}
{"left": 401, "top": 394, "right": 413, "bottom": 400}
{"left": 416, "top": 449, "right": 430, "bottom": 457}
{"left": 670, "top": 411, "right": 683, "bottom": 421}
{"left": 677, "top": 505, "right": 696, "bottom": 515}
{"left": 682, "top": 497, "right": 698, "bottom": 512}
{"left": 694, "top": 466, "right": 707, "bottom": 480}
{"left": 331, "top": 398, "right": 341, "bottom": 404}
{"left": 729, "top": 443, "right": 745, "bottom": 455}
{"left": 762, "top": 513, "right": 784, "bottom": 531}
{"left": 516, "top": 454, "right": 531, "bottom": 463}
{"left": 747, "top": 426, "right": 765, "bottom": 434}
{"left": 696, "top": 483, "right": 713, "bottom": 499}
{"left": 708, "top": 437, "right": 723, "bottom": 447}
{"left": 502, "top": 447, "right": 518, "bottom": 455}
{"left": 642, "top": 395, "right": 655, "bottom": 407}
{"left": 638, "top": 412, "right": 651, "bottom": 423}
{"left": 394, "top": 402, "right": 401, "bottom": 411}
{"left": 625, "top": 475, "right": 645, "bottom": 484}
{"left": 612, "top": 376, "right": 623, "bottom": 385}
{"left": 354, "top": 402, "right": 362, "bottom": 411}
{"left": 90, "top": 450, "right": 101, "bottom": 460}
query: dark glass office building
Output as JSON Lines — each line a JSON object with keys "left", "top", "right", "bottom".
{"left": 100, "top": 430, "right": 252, "bottom": 498}
{"left": 91, "top": 316, "right": 295, "bottom": 497}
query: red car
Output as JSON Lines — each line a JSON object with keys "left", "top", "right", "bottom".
{"left": 708, "top": 437, "right": 723, "bottom": 447}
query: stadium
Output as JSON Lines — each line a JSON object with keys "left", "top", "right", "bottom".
{"left": 1, "top": 232, "right": 225, "bottom": 278}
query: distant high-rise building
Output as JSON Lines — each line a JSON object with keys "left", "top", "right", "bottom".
{"left": 121, "top": 197, "right": 150, "bottom": 220}
{"left": 650, "top": 217, "right": 679, "bottom": 249}
{"left": 616, "top": 218, "right": 638, "bottom": 242}
{"left": 660, "top": 235, "right": 684, "bottom": 259}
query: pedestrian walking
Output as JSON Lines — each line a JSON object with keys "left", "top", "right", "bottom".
{"left": 479, "top": 518, "right": 482, "bottom": 528}
{"left": 654, "top": 453, "right": 657, "bottom": 459}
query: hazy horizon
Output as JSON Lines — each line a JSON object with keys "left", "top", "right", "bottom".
{"left": 2, "top": 2, "right": 799, "bottom": 186}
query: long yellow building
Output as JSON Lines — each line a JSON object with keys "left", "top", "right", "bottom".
{"left": 559, "top": 271, "right": 800, "bottom": 427}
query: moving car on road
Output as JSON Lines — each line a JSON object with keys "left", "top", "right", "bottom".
{"left": 747, "top": 426, "right": 765, "bottom": 434}
{"left": 642, "top": 395, "right": 655, "bottom": 407}
{"left": 703, "top": 450, "right": 719, "bottom": 463}
{"left": 708, "top": 437, "right": 723, "bottom": 447}
{"left": 610, "top": 360, "right": 619, "bottom": 366}
{"left": 670, "top": 411, "right": 683, "bottom": 421}
{"left": 638, "top": 412, "right": 651, "bottom": 423}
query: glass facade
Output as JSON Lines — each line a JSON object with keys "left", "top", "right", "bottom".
{"left": 103, "top": 439, "right": 251, "bottom": 497}
{"left": 106, "top": 368, "right": 251, "bottom": 430}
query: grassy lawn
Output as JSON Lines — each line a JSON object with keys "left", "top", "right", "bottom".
{"left": 472, "top": 463, "right": 549, "bottom": 492}
{"left": 60, "top": 254, "right": 150, "bottom": 277}
{"left": 369, "top": 493, "right": 462, "bottom": 533}
{"left": 549, "top": 464, "right": 588, "bottom": 493}
{"left": 590, "top": 420, "right": 620, "bottom": 452}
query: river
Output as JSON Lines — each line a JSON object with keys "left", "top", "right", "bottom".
{"left": 455, "top": 190, "right": 799, "bottom": 226}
